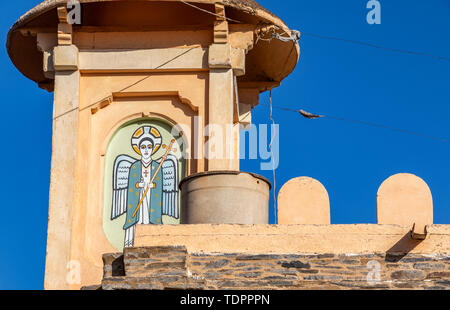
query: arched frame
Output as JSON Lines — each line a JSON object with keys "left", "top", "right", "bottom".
{"left": 102, "top": 116, "right": 187, "bottom": 251}
{"left": 72, "top": 92, "right": 202, "bottom": 272}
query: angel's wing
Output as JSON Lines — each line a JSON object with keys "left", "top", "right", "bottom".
{"left": 160, "top": 154, "right": 179, "bottom": 219}
{"left": 111, "top": 155, "right": 137, "bottom": 220}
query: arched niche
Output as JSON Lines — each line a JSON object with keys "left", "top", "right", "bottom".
{"left": 102, "top": 117, "right": 186, "bottom": 251}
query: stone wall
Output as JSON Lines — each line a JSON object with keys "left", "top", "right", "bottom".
{"left": 99, "top": 246, "right": 450, "bottom": 290}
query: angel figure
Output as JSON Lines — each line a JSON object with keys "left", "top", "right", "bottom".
{"left": 111, "top": 125, "right": 179, "bottom": 247}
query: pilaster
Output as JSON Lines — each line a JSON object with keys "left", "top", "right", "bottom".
{"left": 44, "top": 6, "right": 80, "bottom": 290}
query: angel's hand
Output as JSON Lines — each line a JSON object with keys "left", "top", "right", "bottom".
{"left": 136, "top": 182, "right": 145, "bottom": 189}
{"left": 150, "top": 183, "right": 156, "bottom": 189}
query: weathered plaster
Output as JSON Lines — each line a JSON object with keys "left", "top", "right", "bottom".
{"left": 135, "top": 224, "right": 450, "bottom": 255}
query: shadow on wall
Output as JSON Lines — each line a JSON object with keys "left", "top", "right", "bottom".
{"left": 385, "top": 232, "right": 425, "bottom": 262}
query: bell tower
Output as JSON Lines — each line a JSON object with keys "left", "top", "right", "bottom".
{"left": 7, "top": 0, "right": 299, "bottom": 289}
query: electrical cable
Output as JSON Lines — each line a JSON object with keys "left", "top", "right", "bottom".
{"left": 269, "top": 90, "right": 278, "bottom": 224}
{"left": 53, "top": 48, "right": 196, "bottom": 120}
{"left": 271, "top": 105, "right": 450, "bottom": 144}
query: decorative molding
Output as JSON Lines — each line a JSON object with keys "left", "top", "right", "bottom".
{"left": 90, "top": 91, "right": 199, "bottom": 115}
{"left": 57, "top": 6, "right": 72, "bottom": 45}
{"left": 213, "top": 3, "right": 228, "bottom": 44}
{"left": 78, "top": 48, "right": 208, "bottom": 71}
{"left": 113, "top": 91, "right": 199, "bottom": 113}
{"left": 90, "top": 96, "right": 113, "bottom": 115}
{"left": 238, "top": 81, "right": 281, "bottom": 92}
{"left": 229, "top": 24, "right": 255, "bottom": 53}
{"left": 99, "top": 113, "right": 188, "bottom": 157}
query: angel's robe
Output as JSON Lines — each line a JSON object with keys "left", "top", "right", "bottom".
{"left": 123, "top": 160, "right": 163, "bottom": 230}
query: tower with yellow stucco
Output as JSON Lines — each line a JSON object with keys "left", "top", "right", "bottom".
{"left": 9, "top": 1, "right": 447, "bottom": 291}
{"left": 7, "top": 0, "right": 299, "bottom": 289}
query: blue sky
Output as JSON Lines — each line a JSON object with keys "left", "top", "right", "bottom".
{"left": 0, "top": 1, "right": 449, "bottom": 289}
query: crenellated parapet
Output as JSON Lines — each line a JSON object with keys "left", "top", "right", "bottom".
{"left": 278, "top": 173, "right": 435, "bottom": 240}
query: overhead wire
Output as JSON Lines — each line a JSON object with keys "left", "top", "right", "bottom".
{"left": 301, "top": 32, "right": 450, "bottom": 62}
{"left": 178, "top": 0, "right": 450, "bottom": 61}
{"left": 268, "top": 91, "right": 278, "bottom": 224}
{"left": 53, "top": 48, "right": 197, "bottom": 120}
{"left": 179, "top": 0, "right": 243, "bottom": 23}
{"left": 271, "top": 105, "right": 450, "bottom": 144}
{"left": 177, "top": 0, "right": 450, "bottom": 219}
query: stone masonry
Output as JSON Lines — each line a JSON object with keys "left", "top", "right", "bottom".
{"left": 98, "top": 246, "right": 450, "bottom": 290}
